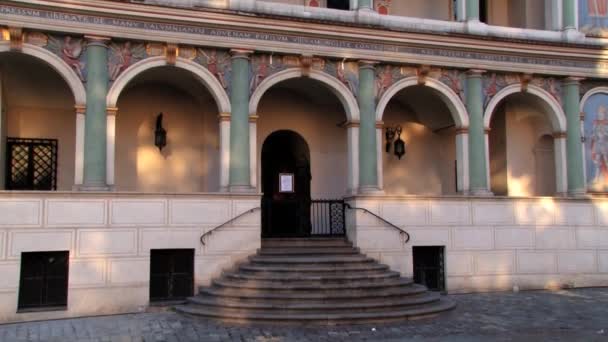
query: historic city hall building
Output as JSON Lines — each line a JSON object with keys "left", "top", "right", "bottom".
{"left": 1, "top": 0, "right": 608, "bottom": 323}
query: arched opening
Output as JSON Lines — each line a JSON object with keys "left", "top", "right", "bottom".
{"left": 489, "top": 93, "right": 557, "bottom": 196}
{"left": 0, "top": 52, "right": 76, "bottom": 190}
{"left": 381, "top": 85, "right": 459, "bottom": 195}
{"left": 261, "top": 130, "right": 311, "bottom": 237}
{"left": 114, "top": 66, "right": 220, "bottom": 192}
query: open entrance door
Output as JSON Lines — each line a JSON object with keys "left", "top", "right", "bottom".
{"left": 261, "top": 130, "right": 311, "bottom": 237}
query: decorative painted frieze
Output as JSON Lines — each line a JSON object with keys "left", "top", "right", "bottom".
{"left": 582, "top": 89, "right": 608, "bottom": 192}
{"left": 482, "top": 73, "right": 562, "bottom": 108}
{"left": 44, "top": 33, "right": 87, "bottom": 82}
{"left": 375, "top": 0, "right": 391, "bottom": 15}
{"left": 248, "top": 53, "right": 360, "bottom": 98}
{"left": 374, "top": 64, "right": 465, "bottom": 101}
{"left": 195, "top": 48, "right": 231, "bottom": 91}
{"left": 108, "top": 41, "right": 147, "bottom": 81}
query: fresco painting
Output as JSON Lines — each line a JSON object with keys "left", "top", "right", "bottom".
{"left": 580, "top": 0, "right": 608, "bottom": 37}
{"left": 584, "top": 92, "right": 608, "bottom": 192}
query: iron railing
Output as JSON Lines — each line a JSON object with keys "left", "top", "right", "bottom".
{"left": 199, "top": 207, "right": 261, "bottom": 246}
{"left": 310, "top": 199, "right": 346, "bottom": 236}
{"left": 345, "top": 203, "right": 411, "bottom": 245}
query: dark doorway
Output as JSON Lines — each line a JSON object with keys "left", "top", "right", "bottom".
{"left": 150, "top": 249, "right": 194, "bottom": 302}
{"left": 18, "top": 251, "right": 69, "bottom": 311}
{"left": 262, "top": 130, "right": 312, "bottom": 238}
{"left": 327, "top": 0, "right": 350, "bottom": 10}
{"left": 413, "top": 246, "right": 446, "bottom": 292}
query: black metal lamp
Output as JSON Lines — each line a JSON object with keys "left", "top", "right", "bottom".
{"left": 154, "top": 113, "right": 167, "bottom": 151}
{"left": 385, "top": 125, "right": 406, "bottom": 159}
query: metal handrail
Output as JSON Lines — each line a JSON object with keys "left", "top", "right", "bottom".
{"left": 344, "top": 203, "right": 411, "bottom": 244}
{"left": 200, "top": 207, "right": 261, "bottom": 246}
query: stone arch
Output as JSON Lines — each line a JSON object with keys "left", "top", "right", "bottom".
{"left": 374, "top": 76, "right": 470, "bottom": 193}
{"left": 375, "top": 76, "right": 469, "bottom": 128}
{"left": 249, "top": 68, "right": 360, "bottom": 122}
{"left": 484, "top": 83, "right": 568, "bottom": 195}
{"left": 0, "top": 42, "right": 87, "bottom": 106}
{"left": 484, "top": 84, "right": 566, "bottom": 132}
{"left": 106, "top": 56, "right": 231, "bottom": 113}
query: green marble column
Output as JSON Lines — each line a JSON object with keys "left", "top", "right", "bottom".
{"left": 466, "top": 0, "right": 479, "bottom": 21}
{"left": 358, "top": 0, "right": 372, "bottom": 10}
{"left": 563, "top": 0, "right": 576, "bottom": 30}
{"left": 466, "top": 70, "right": 490, "bottom": 195}
{"left": 82, "top": 37, "right": 109, "bottom": 190}
{"left": 229, "top": 50, "right": 253, "bottom": 192}
{"left": 358, "top": 61, "right": 379, "bottom": 193}
{"left": 564, "top": 77, "right": 586, "bottom": 196}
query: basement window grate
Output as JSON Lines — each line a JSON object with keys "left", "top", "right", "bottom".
{"left": 413, "top": 246, "right": 446, "bottom": 292}
{"left": 150, "top": 249, "right": 195, "bottom": 302}
{"left": 18, "top": 251, "right": 69, "bottom": 311}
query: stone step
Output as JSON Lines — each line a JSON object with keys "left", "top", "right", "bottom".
{"left": 222, "top": 271, "right": 401, "bottom": 283}
{"left": 261, "top": 238, "right": 352, "bottom": 248}
{"left": 210, "top": 277, "right": 413, "bottom": 291}
{"left": 186, "top": 292, "right": 441, "bottom": 313}
{"left": 238, "top": 263, "right": 390, "bottom": 274}
{"left": 199, "top": 284, "right": 429, "bottom": 300}
{"left": 249, "top": 255, "right": 373, "bottom": 265}
{"left": 175, "top": 300, "right": 456, "bottom": 325}
{"left": 257, "top": 247, "right": 360, "bottom": 255}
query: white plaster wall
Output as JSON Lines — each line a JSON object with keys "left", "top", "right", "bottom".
{"left": 115, "top": 82, "right": 220, "bottom": 193}
{"left": 347, "top": 195, "right": 608, "bottom": 294}
{"left": 256, "top": 85, "right": 348, "bottom": 198}
{"left": 1, "top": 54, "right": 75, "bottom": 191}
{"left": 0, "top": 192, "right": 261, "bottom": 323}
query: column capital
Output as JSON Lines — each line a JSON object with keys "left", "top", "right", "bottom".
{"left": 359, "top": 60, "right": 379, "bottom": 69}
{"left": 553, "top": 131, "right": 567, "bottom": 139}
{"left": 75, "top": 105, "right": 86, "bottom": 115}
{"left": 8, "top": 26, "right": 23, "bottom": 51}
{"left": 564, "top": 76, "right": 585, "bottom": 85}
{"left": 580, "top": 111, "right": 585, "bottom": 121}
{"left": 249, "top": 114, "right": 259, "bottom": 123}
{"left": 230, "top": 49, "right": 254, "bottom": 60}
{"left": 484, "top": 128, "right": 491, "bottom": 134}
{"left": 85, "top": 35, "right": 110, "bottom": 48}
{"left": 375, "top": 121, "right": 384, "bottom": 129}
{"left": 106, "top": 107, "right": 118, "bottom": 116}
{"left": 466, "top": 69, "right": 486, "bottom": 77}
{"left": 218, "top": 112, "right": 231, "bottom": 122}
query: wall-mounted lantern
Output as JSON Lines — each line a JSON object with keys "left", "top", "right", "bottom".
{"left": 385, "top": 125, "right": 406, "bottom": 160}
{"left": 154, "top": 113, "right": 167, "bottom": 151}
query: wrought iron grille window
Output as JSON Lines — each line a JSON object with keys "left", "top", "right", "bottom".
{"left": 150, "top": 249, "right": 194, "bottom": 302}
{"left": 413, "top": 246, "right": 446, "bottom": 292}
{"left": 5, "top": 138, "right": 58, "bottom": 191}
{"left": 18, "top": 251, "right": 69, "bottom": 311}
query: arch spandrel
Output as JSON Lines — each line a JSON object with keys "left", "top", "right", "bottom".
{"left": 0, "top": 41, "right": 87, "bottom": 107}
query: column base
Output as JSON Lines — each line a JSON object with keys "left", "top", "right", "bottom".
{"left": 73, "top": 183, "right": 112, "bottom": 192}
{"left": 465, "top": 20, "right": 488, "bottom": 36}
{"left": 567, "top": 188, "right": 588, "bottom": 198}
{"left": 358, "top": 185, "right": 385, "bottom": 195}
{"left": 468, "top": 188, "right": 494, "bottom": 197}
{"left": 229, "top": 185, "right": 257, "bottom": 193}
{"left": 356, "top": 8, "right": 380, "bottom": 26}
{"left": 562, "top": 28, "right": 585, "bottom": 43}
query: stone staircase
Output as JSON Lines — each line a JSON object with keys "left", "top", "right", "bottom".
{"left": 175, "top": 237, "right": 455, "bottom": 324}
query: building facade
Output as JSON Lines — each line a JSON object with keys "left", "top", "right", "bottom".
{"left": 1, "top": 0, "right": 608, "bottom": 322}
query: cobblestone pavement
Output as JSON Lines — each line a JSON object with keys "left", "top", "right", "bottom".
{"left": 2, "top": 288, "right": 608, "bottom": 341}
